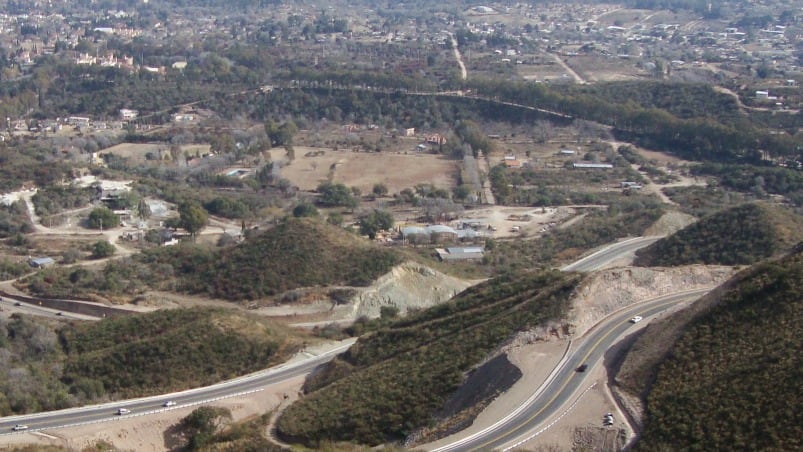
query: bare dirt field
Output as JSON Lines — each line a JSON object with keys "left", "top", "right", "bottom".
{"left": 268, "top": 146, "right": 458, "bottom": 194}
{"left": 566, "top": 54, "right": 647, "bottom": 83}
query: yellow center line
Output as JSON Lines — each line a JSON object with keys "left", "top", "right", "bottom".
{"left": 473, "top": 297, "right": 684, "bottom": 451}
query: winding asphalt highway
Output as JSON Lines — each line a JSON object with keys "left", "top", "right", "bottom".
{"left": 0, "top": 339, "right": 355, "bottom": 435}
{"left": 429, "top": 288, "right": 710, "bottom": 451}
{"left": 0, "top": 234, "right": 667, "bottom": 439}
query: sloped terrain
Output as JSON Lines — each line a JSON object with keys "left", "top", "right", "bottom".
{"left": 172, "top": 218, "right": 403, "bottom": 300}
{"left": 634, "top": 202, "right": 803, "bottom": 267}
{"left": 617, "top": 246, "right": 803, "bottom": 450}
{"left": 275, "top": 270, "right": 582, "bottom": 446}
{"left": 350, "top": 261, "right": 478, "bottom": 319}
{"left": 60, "top": 308, "right": 306, "bottom": 399}
{"left": 566, "top": 265, "right": 734, "bottom": 338}
{"left": 0, "top": 309, "right": 305, "bottom": 416}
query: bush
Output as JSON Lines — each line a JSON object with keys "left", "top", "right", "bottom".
{"left": 87, "top": 207, "right": 120, "bottom": 230}
{"left": 91, "top": 241, "right": 116, "bottom": 259}
{"left": 292, "top": 203, "right": 319, "bottom": 218}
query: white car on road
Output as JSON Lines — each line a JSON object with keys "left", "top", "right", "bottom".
{"left": 163, "top": 401, "right": 176, "bottom": 407}
{"left": 630, "top": 316, "right": 643, "bottom": 323}
{"left": 12, "top": 424, "right": 28, "bottom": 431}
{"left": 117, "top": 408, "right": 131, "bottom": 415}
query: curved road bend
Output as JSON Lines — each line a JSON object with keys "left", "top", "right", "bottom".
{"left": 0, "top": 339, "right": 355, "bottom": 435}
{"left": 430, "top": 288, "right": 710, "bottom": 452}
{"left": 0, "top": 235, "right": 663, "bottom": 436}
{"left": 561, "top": 236, "right": 662, "bottom": 272}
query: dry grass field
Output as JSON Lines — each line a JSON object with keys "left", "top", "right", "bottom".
{"left": 268, "top": 146, "right": 458, "bottom": 194}
{"left": 100, "top": 143, "right": 211, "bottom": 164}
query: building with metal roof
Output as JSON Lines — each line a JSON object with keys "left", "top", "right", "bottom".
{"left": 436, "top": 247, "right": 485, "bottom": 261}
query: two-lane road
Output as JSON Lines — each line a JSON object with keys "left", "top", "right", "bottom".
{"left": 430, "top": 288, "right": 710, "bottom": 451}
{"left": 0, "top": 234, "right": 671, "bottom": 440}
{"left": 561, "top": 236, "right": 662, "bottom": 272}
{"left": 0, "top": 339, "right": 355, "bottom": 434}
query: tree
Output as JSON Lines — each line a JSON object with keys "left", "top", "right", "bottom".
{"left": 210, "top": 133, "right": 236, "bottom": 155}
{"left": 178, "top": 202, "right": 208, "bottom": 241}
{"left": 62, "top": 248, "right": 81, "bottom": 264}
{"left": 265, "top": 120, "right": 298, "bottom": 147}
{"left": 359, "top": 209, "right": 394, "bottom": 239}
{"left": 91, "top": 240, "right": 115, "bottom": 259}
{"left": 292, "top": 203, "right": 319, "bottom": 218}
{"left": 87, "top": 207, "right": 120, "bottom": 230}
{"left": 452, "top": 185, "right": 471, "bottom": 201}
{"left": 137, "top": 198, "right": 151, "bottom": 221}
{"left": 256, "top": 162, "right": 276, "bottom": 187}
{"left": 372, "top": 183, "right": 388, "bottom": 197}
{"left": 327, "top": 212, "right": 344, "bottom": 226}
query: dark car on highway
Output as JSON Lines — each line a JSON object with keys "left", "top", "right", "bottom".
{"left": 576, "top": 363, "right": 588, "bottom": 372}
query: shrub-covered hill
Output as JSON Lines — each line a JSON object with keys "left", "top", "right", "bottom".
{"left": 0, "top": 308, "right": 306, "bottom": 414}
{"left": 634, "top": 202, "right": 803, "bottom": 267}
{"left": 618, "top": 246, "right": 803, "bottom": 450}
{"left": 22, "top": 218, "right": 403, "bottom": 302}
{"left": 147, "top": 217, "right": 403, "bottom": 301}
{"left": 275, "top": 269, "right": 582, "bottom": 446}
{"left": 60, "top": 308, "right": 306, "bottom": 398}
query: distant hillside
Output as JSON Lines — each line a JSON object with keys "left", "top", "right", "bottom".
{"left": 147, "top": 217, "right": 403, "bottom": 301}
{"left": 617, "top": 246, "right": 803, "bottom": 450}
{"left": 275, "top": 270, "right": 581, "bottom": 446}
{"left": 634, "top": 203, "right": 803, "bottom": 267}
